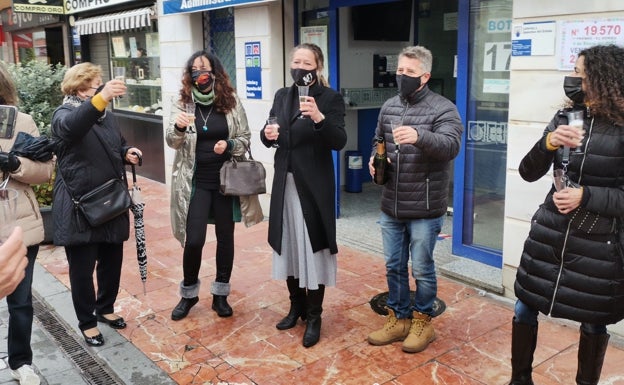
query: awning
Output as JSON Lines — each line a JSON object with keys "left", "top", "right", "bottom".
{"left": 74, "top": 7, "right": 154, "bottom": 36}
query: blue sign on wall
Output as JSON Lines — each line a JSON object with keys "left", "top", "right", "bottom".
{"left": 163, "top": 0, "right": 268, "bottom": 15}
{"left": 245, "top": 41, "right": 262, "bottom": 99}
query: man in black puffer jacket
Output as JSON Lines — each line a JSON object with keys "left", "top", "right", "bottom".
{"left": 367, "top": 46, "right": 463, "bottom": 354}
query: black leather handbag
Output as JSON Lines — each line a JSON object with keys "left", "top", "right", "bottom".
{"left": 74, "top": 178, "right": 131, "bottom": 227}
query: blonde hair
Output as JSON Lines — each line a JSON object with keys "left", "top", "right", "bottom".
{"left": 291, "top": 43, "right": 329, "bottom": 87}
{"left": 61, "top": 62, "right": 102, "bottom": 96}
{"left": 0, "top": 63, "right": 18, "bottom": 106}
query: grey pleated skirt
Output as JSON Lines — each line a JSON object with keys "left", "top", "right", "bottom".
{"left": 272, "top": 173, "right": 337, "bottom": 290}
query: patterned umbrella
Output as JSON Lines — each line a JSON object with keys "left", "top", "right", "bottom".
{"left": 129, "top": 159, "right": 147, "bottom": 294}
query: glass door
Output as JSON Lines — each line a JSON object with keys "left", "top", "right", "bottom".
{"left": 453, "top": 0, "right": 512, "bottom": 267}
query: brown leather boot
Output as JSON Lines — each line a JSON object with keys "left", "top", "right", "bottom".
{"left": 367, "top": 308, "right": 411, "bottom": 345}
{"left": 402, "top": 311, "right": 435, "bottom": 353}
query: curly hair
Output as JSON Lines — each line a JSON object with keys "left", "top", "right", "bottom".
{"left": 579, "top": 45, "right": 624, "bottom": 125}
{"left": 178, "top": 50, "right": 236, "bottom": 113}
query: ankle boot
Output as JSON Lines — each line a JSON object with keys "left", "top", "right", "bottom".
{"left": 576, "top": 330, "right": 609, "bottom": 385}
{"left": 210, "top": 281, "right": 232, "bottom": 317}
{"left": 171, "top": 281, "right": 200, "bottom": 321}
{"left": 276, "top": 276, "right": 307, "bottom": 330}
{"left": 509, "top": 318, "right": 538, "bottom": 385}
{"left": 303, "top": 285, "right": 324, "bottom": 348}
{"left": 212, "top": 295, "right": 233, "bottom": 317}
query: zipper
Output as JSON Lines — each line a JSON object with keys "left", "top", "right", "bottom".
{"left": 575, "top": 117, "right": 593, "bottom": 185}
{"left": 548, "top": 220, "right": 572, "bottom": 315}
{"left": 426, "top": 178, "right": 430, "bottom": 210}
{"left": 24, "top": 189, "right": 41, "bottom": 220}
{"left": 393, "top": 104, "right": 409, "bottom": 217}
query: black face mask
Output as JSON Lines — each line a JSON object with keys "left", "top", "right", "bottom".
{"left": 191, "top": 70, "right": 214, "bottom": 93}
{"left": 396, "top": 74, "right": 423, "bottom": 100}
{"left": 290, "top": 68, "right": 317, "bottom": 86}
{"left": 563, "top": 76, "right": 585, "bottom": 104}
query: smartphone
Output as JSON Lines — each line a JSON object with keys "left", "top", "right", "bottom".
{"left": 0, "top": 105, "right": 18, "bottom": 139}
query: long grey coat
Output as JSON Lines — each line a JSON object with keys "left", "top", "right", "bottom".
{"left": 166, "top": 94, "right": 262, "bottom": 247}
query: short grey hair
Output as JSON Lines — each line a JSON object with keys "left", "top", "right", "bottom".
{"left": 399, "top": 46, "right": 432, "bottom": 73}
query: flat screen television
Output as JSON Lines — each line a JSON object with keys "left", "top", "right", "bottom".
{"left": 352, "top": 0, "right": 413, "bottom": 42}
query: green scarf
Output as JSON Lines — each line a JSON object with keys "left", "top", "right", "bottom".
{"left": 192, "top": 87, "right": 215, "bottom": 106}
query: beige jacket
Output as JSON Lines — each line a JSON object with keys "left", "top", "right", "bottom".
{"left": 166, "top": 94, "right": 263, "bottom": 246}
{"left": 0, "top": 112, "right": 56, "bottom": 246}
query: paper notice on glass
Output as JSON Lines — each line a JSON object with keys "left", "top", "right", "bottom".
{"left": 112, "top": 37, "right": 126, "bottom": 58}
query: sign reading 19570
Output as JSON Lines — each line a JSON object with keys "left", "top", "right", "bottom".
{"left": 582, "top": 24, "right": 622, "bottom": 36}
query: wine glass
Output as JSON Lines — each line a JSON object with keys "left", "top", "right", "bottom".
{"left": 266, "top": 116, "right": 280, "bottom": 148}
{"left": 112, "top": 67, "right": 126, "bottom": 106}
{"left": 0, "top": 188, "right": 18, "bottom": 244}
{"left": 297, "top": 85, "right": 309, "bottom": 119}
{"left": 552, "top": 169, "right": 566, "bottom": 192}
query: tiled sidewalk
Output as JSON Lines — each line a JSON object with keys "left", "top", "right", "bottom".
{"left": 36, "top": 176, "right": 624, "bottom": 385}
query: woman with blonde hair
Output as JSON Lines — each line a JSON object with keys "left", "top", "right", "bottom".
{"left": 51, "top": 62, "right": 142, "bottom": 346}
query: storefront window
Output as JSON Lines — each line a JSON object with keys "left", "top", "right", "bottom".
{"left": 462, "top": 0, "right": 512, "bottom": 252}
{"left": 110, "top": 27, "right": 162, "bottom": 115}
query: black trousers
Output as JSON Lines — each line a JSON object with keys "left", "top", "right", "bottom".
{"left": 183, "top": 187, "right": 234, "bottom": 286}
{"left": 65, "top": 242, "right": 123, "bottom": 331}
{"left": 6, "top": 245, "right": 37, "bottom": 370}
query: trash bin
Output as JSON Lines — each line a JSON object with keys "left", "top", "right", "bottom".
{"left": 345, "top": 150, "right": 363, "bottom": 193}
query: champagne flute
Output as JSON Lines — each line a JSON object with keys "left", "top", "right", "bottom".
{"left": 297, "top": 85, "right": 309, "bottom": 119}
{"left": 566, "top": 110, "right": 584, "bottom": 153}
{"left": 266, "top": 116, "right": 280, "bottom": 148}
{"left": 185, "top": 103, "right": 196, "bottom": 128}
{"left": 113, "top": 67, "right": 126, "bottom": 106}
{"left": 391, "top": 119, "right": 402, "bottom": 152}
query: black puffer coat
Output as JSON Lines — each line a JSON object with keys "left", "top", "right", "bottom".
{"left": 51, "top": 101, "right": 131, "bottom": 246}
{"left": 515, "top": 109, "right": 624, "bottom": 325}
{"left": 374, "top": 85, "right": 463, "bottom": 219}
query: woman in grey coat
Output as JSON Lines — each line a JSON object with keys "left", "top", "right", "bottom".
{"left": 167, "top": 50, "right": 260, "bottom": 321}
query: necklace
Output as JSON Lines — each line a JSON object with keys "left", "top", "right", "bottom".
{"left": 198, "top": 104, "right": 214, "bottom": 132}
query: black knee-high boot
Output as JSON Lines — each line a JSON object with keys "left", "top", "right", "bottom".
{"left": 576, "top": 330, "right": 609, "bottom": 385}
{"left": 303, "top": 285, "right": 324, "bottom": 348}
{"left": 509, "top": 318, "right": 538, "bottom": 385}
{"left": 276, "top": 276, "right": 307, "bottom": 330}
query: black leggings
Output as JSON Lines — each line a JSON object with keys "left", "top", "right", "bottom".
{"left": 183, "top": 188, "right": 234, "bottom": 286}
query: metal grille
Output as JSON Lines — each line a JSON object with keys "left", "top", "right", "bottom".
{"left": 32, "top": 293, "right": 124, "bottom": 385}
{"left": 207, "top": 7, "right": 236, "bottom": 87}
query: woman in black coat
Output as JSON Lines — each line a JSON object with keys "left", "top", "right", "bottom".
{"left": 51, "top": 62, "right": 142, "bottom": 347}
{"left": 260, "top": 43, "right": 347, "bottom": 348}
{"left": 510, "top": 45, "right": 624, "bottom": 385}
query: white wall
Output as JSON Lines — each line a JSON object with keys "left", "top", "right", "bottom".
{"left": 504, "top": 1, "right": 624, "bottom": 336}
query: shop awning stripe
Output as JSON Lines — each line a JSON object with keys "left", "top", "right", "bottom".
{"left": 74, "top": 7, "right": 153, "bottom": 36}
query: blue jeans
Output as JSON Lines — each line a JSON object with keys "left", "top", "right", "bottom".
{"left": 514, "top": 299, "right": 607, "bottom": 335}
{"left": 7, "top": 245, "right": 38, "bottom": 370}
{"left": 379, "top": 212, "right": 444, "bottom": 319}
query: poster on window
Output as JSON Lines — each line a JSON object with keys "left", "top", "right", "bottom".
{"left": 300, "top": 26, "right": 328, "bottom": 82}
{"left": 558, "top": 18, "right": 624, "bottom": 70}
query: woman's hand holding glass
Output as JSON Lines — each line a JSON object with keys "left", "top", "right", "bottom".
{"left": 298, "top": 95, "right": 324, "bottom": 122}
{"left": 553, "top": 185, "right": 583, "bottom": 214}
{"left": 99, "top": 79, "right": 127, "bottom": 102}
{"left": 265, "top": 117, "right": 280, "bottom": 148}
{"left": 549, "top": 123, "right": 585, "bottom": 149}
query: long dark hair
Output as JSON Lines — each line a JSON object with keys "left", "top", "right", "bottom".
{"left": 179, "top": 50, "right": 237, "bottom": 113}
{"left": 580, "top": 44, "right": 624, "bottom": 125}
